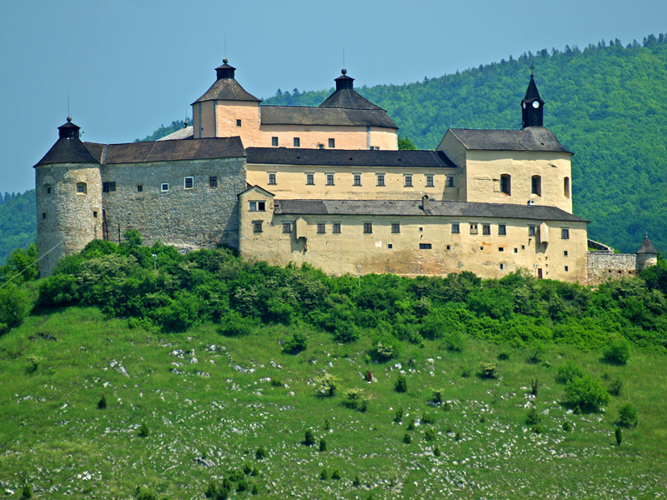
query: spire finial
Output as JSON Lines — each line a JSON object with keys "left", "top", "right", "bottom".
{"left": 67, "top": 116, "right": 72, "bottom": 123}
{"left": 341, "top": 68, "right": 347, "bottom": 75}
{"left": 530, "top": 63, "right": 535, "bottom": 77}
{"left": 223, "top": 57, "right": 228, "bottom": 64}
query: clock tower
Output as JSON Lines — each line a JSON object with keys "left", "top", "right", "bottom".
{"left": 521, "top": 66, "right": 544, "bottom": 128}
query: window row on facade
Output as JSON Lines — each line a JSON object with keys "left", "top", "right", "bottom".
{"left": 51, "top": 177, "right": 221, "bottom": 196}
{"left": 267, "top": 172, "right": 455, "bottom": 188}
{"left": 499, "top": 174, "right": 571, "bottom": 198}
{"left": 272, "top": 137, "right": 340, "bottom": 149}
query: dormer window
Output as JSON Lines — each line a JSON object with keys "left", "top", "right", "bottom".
{"left": 76, "top": 182, "right": 87, "bottom": 194}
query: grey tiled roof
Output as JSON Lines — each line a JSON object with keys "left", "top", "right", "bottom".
{"left": 82, "top": 137, "right": 245, "bottom": 165}
{"left": 157, "top": 126, "right": 194, "bottom": 141}
{"left": 193, "top": 78, "right": 261, "bottom": 104}
{"left": 260, "top": 105, "right": 398, "bottom": 129}
{"left": 319, "top": 88, "right": 383, "bottom": 110}
{"left": 448, "top": 127, "right": 571, "bottom": 153}
{"left": 273, "top": 199, "right": 589, "bottom": 223}
{"left": 246, "top": 148, "right": 455, "bottom": 168}
{"left": 637, "top": 234, "right": 658, "bottom": 254}
{"left": 35, "top": 137, "right": 100, "bottom": 167}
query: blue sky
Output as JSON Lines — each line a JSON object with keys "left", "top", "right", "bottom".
{"left": 1, "top": 0, "right": 665, "bottom": 193}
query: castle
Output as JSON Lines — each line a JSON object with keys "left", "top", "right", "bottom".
{"left": 34, "top": 59, "right": 657, "bottom": 282}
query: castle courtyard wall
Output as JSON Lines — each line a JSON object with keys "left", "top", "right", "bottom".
{"left": 586, "top": 252, "right": 639, "bottom": 285}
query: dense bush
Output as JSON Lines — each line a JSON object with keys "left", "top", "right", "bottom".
{"left": 0, "top": 285, "right": 28, "bottom": 335}
{"left": 304, "top": 429, "right": 316, "bottom": 446}
{"left": 604, "top": 338, "right": 632, "bottom": 365}
{"left": 618, "top": 404, "right": 638, "bottom": 428}
{"left": 283, "top": 331, "right": 308, "bottom": 354}
{"left": 564, "top": 374, "right": 610, "bottom": 410}
{"left": 394, "top": 375, "right": 408, "bottom": 393}
{"left": 556, "top": 361, "right": 585, "bottom": 384}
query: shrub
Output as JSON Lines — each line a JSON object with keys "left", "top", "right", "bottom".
{"left": 556, "top": 361, "right": 585, "bottom": 384}
{"left": 528, "top": 342, "right": 546, "bottom": 364}
{"left": 608, "top": 376, "right": 623, "bottom": 396}
{"left": 0, "top": 285, "right": 28, "bottom": 335}
{"left": 443, "top": 331, "right": 466, "bottom": 352}
{"left": 618, "top": 404, "right": 638, "bottom": 428}
{"left": 455, "top": 432, "right": 461, "bottom": 441}
{"left": 138, "top": 422, "right": 149, "bottom": 438}
{"left": 461, "top": 367, "right": 471, "bottom": 378}
{"left": 393, "top": 407, "right": 404, "bottom": 423}
{"left": 433, "top": 445, "right": 441, "bottom": 456}
{"left": 228, "top": 469, "right": 245, "bottom": 482}
{"left": 237, "top": 479, "right": 248, "bottom": 492}
{"left": 255, "top": 445, "right": 266, "bottom": 460}
{"left": 333, "top": 322, "right": 360, "bottom": 343}
{"left": 304, "top": 429, "right": 316, "bottom": 446}
{"left": 243, "top": 462, "right": 252, "bottom": 475}
{"left": 252, "top": 483, "right": 259, "bottom": 495}
{"left": 478, "top": 362, "right": 498, "bottom": 379}
{"left": 372, "top": 332, "right": 402, "bottom": 361}
{"left": 562, "top": 421, "right": 572, "bottom": 431}
{"left": 530, "top": 378, "right": 539, "bottom": 397}
{"left": 353, "top": 474, "right": 361, "bottom": 487}
{"left": 314, "top": 373, "right": 339, "bottom": 397}
{"left": 564, "top": 374, "right": 610, "bottom": 411}
{"left": 573, "top": 405, "right": 581, "bottom": 415}
{"left": 432, "top": 389, "right": 443, "bottom": 404}
{"left": 98, "top": 393, "right": 107, "bottom": 410}
{"left": 324, "top": 418, "right": 331, "bottom": 430}
{"left": 394, "top": 375, "right": 408, "bottom": 393}
{"left": 424, "top": 428, "right": 436, "bottom": 442}
{"left": 320, "top": 468, "right": 329, "bottom": 480}
{"left": 21, "top": 484, "right": 32, "bottom": 500}
{"left": 222, "top": 478, "right": 233, "bottom": 491}
{"left": 403, "top": 433, "right": 412, "bottom": 444}
{"left": 407, "top": 418, "right": 416, "bottom": 431}
{"left": 332, "top": 468, "right": 342, "bottom": 480}
{"left": 615, "top": 427, "right": 622, "bottom": 445}
{"left": 421, "top": 412, "right": 436, "bottom": 425}
{"left": 343, "top": 388, "right": 368, "bottom": 411}
{"left": 283, "top": 331, "right": 308, "bottom": 354}
{"left": 205, "top": 482, "right": 219, "bottom": 498}
{"left": 604, "top": 338, "right": 631, "bottom": 365}
{"left": 532, "top": 424, "right": 544, "bottom": 434}
{"left": 319, "top": 437, "right": 327, "bottom": 452}
{"left": 218, "top": 311, "right": 256, "bottom": 337}
{"left": 497, "top": 351, "right": 510, "bottom": 361}
{"left": 526, "top": 406, "right": 541, "bottom": 425}
{"left": 479, "top": 416, "right": 486, "bottom": 423}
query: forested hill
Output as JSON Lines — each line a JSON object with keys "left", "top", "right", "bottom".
{"left": 265, "top": 34, "right": 667, "bottom": 254}
{"left": 0, "top": 190, "right": 35, "bottom": 264}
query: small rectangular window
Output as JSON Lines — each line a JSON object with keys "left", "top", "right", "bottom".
{"left": 326, "top": 174, "right": 335, "bottom": 186}
{"left": 452, "top": 223, "right": 460, "bottom": 234}
{"left": 562, "top": 228, "right": 570, "bottom": 240}
{"left": 500, "top": 264, "right": 505, "bottom": 270}
{"left": 76, "top": 182, "right": 87, "bottom": 194}
{"left": 137, "top": 185, "right": 143, "bottom": 192}
{"left": 404, "top": 175, "right": 413, "bottom": 187}
{"left": 446, "top": 176, "right": 455, "bottom": 188}
{"left": 514, "top": 248, "right": 518, "bottom": 254}
{"left": 426, "top": 175, "right": 434, "bottom": 188}
{"left": 46, "top": 187, "right": 51, "bottom": 194}
{"left": 294, "top": 137, "right": 300, "bottom": 147}
{"left": 388, "top": 243, "right": 393, "bottom": 249}
{"left": 253, "top": 221, "right": 263, "bottom": 233}
{"left": 498, "top": 224, "right": 507, "bottom": 236}
{"left": 209, "top": 176, "right": 218, "bottom": 188}
{"left": 268, "top": 173, "right": 277, "bottom": 185}
{"left": 364, "top": 223, "right": 373, "bottom": 234}
{"left": 161, "top": 183, "right": 169, "bottom": 192}
{"left": 282, "top": 223, "right": 292, "bottom": 234}
{"left": 332, "top": 223, "right": 341, "bottom": 234}
{"left": 42, "top": 213, "right": 46, "bottom": 219}
{"left": 249, "top": 201, "right": 257, "bottom": 211}
{"left": 317, "top": 223, "right": 325, "bottom": 234}
{"left": 470, "top": 224, "right": 478, "bottom": 234}
{"left": 184, "top": 177, "right": 194, "bottom": 189}
{"left": 498, "top": 247, "right": 504, "bottom": 252}
{"left": 565, "top": 266, "right": 569, "bottom": 272}
{"left": 370, "top": 146, "right": 380, "bottom": 151}
{"left": 236, "top": 119, "right": 242, "bottom": 127}
{"left": 272, "top": 137, "right": 278, "bottom": 147}
{"left": 483, "top": 224, "right": 491, "bottom": 235}
{"left": 93, "top": 211, "right": 97, "bottom": 218}
{"left": 446, "top": 245, "right": 451, "bottom": 250}
{"left": 419, "top": 243, "right": 432, "bottom": 249}
{"left": 377, "top": 174, "right": 385, "bottom": 187}
{"left": 306, "top": 174, "right": 314, "bottom": 185}
{"left": 103, "top": 182, "right": 116, "bottom": 193}
{"left": 328, "top": 138, "right": 335, "bottom": 148}
{"left": 564, "top": 250, "right": 569, "bottom": 257}
{"left": 528, "top": 226, "right": 536, "bottom": 237}
{"left": 391, "top": 223, "right": 400, "bottom": 234}
{"left": 353, "top": 174, "right": 362, "bottom": 186}
{"left": 249, "top": 201, "right": 265, "bottom": 211}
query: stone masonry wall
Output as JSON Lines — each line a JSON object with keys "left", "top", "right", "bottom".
{"left": 101, "top": 157, "right": 247, "bottom": 251}
{"left": 586, "top": 252, "right": 638, "bottom": 286}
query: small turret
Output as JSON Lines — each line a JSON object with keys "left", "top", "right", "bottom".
{"left": 215, "top": 58, "right": 236, "bottom": 80}
{"left": 521, "top": 66, "right": 544, "bottom": 128}
{"left": 636, "top": 233, "right": 658, "bottom": 271}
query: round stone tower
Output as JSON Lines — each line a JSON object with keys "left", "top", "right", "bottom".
{"left": 34, "top": 118, "right": 103, "bottom": 277}
{"left": 636, "top": 233, "right": 658, "bottom": 272}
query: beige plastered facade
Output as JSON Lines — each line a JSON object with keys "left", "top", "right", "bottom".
{"left": 238, "top": 188, "right": 588, "bottom": 283}
{"left": 194, "top": 100, "right": 398, "bottom": 150}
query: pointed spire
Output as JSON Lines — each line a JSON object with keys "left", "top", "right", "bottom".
{"left": 521, "top": 69, "right": 544, "bottom": 128}
{"left": 637, "top": 233, "right": 658, "bottom": 254}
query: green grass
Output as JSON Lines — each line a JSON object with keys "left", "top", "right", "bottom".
{"left": 1, "top": 305, "right": 666, "bottom": 499}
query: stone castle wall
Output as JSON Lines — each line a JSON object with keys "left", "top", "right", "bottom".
{"left": 586, "top": 252, "right": 638, "bottom": 285}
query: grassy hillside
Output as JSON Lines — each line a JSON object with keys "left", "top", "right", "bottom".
{"left": 1, "top": 305, "right": 666, "bottom": 499}
{"left": 266, "top": 34, "right": 667, "bottom": 255}
{"left": 1, "top": 239, "right": 667, "bottom": 497}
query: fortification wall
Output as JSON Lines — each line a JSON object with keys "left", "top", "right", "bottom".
{"left": 100, "top": 157, "right": 246, "bottom": 251}
{"left": 586, "top": 252, "right": 637, "bottom": 285}
{"left": 36, "top": 163, "right": 103, "bottom": 277}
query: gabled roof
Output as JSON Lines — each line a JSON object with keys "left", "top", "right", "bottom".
{"left": 193, "top": 78, "right": 261, "bottom": 104}
{"left": 273, "top": 199, "right": 589, "bottom": 223}
{"left": 260, "top": 105, "right": 397, "bottom": 129}
{"left": 158, "top": 126, "right": 194, "bottom": 141}
{"left": 238, "top": 185, "right": 275, "bottom": 198}
{"left": 637, "top": 234, "right": 658, "bottom": 254}
{"left": 246, "top": 148, "right": 456, "bottom": 168}
{"left": 447, "top": 127, "right": 572, "bottom": 154}
{"left": 83, "top": 137, "right": 245, "bottom": 165}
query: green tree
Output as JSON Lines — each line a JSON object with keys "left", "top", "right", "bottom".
{"left": 564, "top": 374, "right": 610, "bottom": 411}
{"left": 0, "top": 284, "right": 28, "bottom": 335}
{"left": 618, "top": 404, "right": 638, "bottom": 428}
{"left": 398, "top": 137, "right": 417, "bottom": 150}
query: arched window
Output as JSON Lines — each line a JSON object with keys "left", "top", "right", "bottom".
{"left": 500, "top": 174, "right": 511, "bottom": 195}
{"left": 76, "top": 182, "right": 87, "bottom": 195}
{"left": 564, "top": 177, "right": 570, "bottom": 198}
{"left": 531, "top": 175, "right": 541, "bottom": 196}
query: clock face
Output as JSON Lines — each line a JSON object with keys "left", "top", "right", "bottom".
{"left": 532, "top": 101, "right": 540, "bottom": 109}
